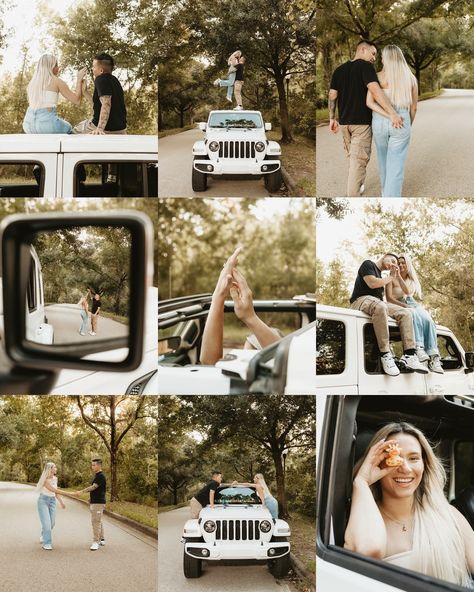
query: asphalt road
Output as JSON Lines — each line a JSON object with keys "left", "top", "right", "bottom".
{"left": 45, "top": 303, "right": 128, "bottom": 344}
{"left": 316, "top": 88, "right": 474, "bottom": 197}
{"left": 158, "top": 506, "right": 294, "bottom": 592}
{"left": 158, "top": 128, "right": 275, "bottom": 197}
{"left": 0, "top": 482, "right": 157, "bottom": 592}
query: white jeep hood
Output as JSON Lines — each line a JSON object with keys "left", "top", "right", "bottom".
{"left": 200, "top": 504, "right": 271, "bottom": 520}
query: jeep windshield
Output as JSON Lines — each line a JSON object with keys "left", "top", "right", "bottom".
{"left": 215, "top": 486, "right": 262, "bottom": 505}
{"left": 208, "top": 113, "right": 263, "bottom": 129}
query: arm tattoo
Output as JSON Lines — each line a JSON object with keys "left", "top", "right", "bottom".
{"left": 98, "top": 95, "right": 112, "bottom": 130}
{"left": 329, "top": 97, "right": 337, "bottom": 119}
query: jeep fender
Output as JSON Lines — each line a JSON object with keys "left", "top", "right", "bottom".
{"left": 273, "top": 518, "right": 291, "bottom": 537}
{"left": 183, "top": 519, "right": 201, "bottom": 538}
{"left": 192, "top": 141, "right": 207, "bottom": 156}
{"left": 267, "top": 140, "right": 281, "bottom": 156}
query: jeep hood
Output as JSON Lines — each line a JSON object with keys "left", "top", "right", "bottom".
{"left": 200, "top": 505, "right": 272, "bottom": 520}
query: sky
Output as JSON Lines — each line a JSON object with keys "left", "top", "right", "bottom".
{"left": 0, "top": 0, "right": 78, "bottom": 78}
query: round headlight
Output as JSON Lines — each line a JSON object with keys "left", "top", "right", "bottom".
{"left": 255, "top": 141, "right": 266, "bottom": 152}
{"left": 259, "top": 520, "right": 272, "bottom": 533}
{"left": 209, "top": 141, "right": 219, "bottom": 152}
{"left": 203, "top": 520, "right": 216, "bottom": 533}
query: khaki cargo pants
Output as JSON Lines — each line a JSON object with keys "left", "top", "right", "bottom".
{"left": 234, "top": 80, "right": 244, "bottom": 107}
{"left": 340, "top": 124, "right": 372, "bottom": 197}
{"left": 190, "top": 497, "right": 203, "bottom": 519}
{"left": 350, "top": 295, "right": 415, "bottom": 353}
{"left": 90, "top": 503, "right": 105, "bottom": 543}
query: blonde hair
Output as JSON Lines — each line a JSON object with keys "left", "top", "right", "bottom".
{"left": 355, "top": 423, "right": 470, "bottom": 586}
{"left": 36, "top": 461, "right": 56, "bottom": 492}
{"left": 382, "top": 45, "right": 417, "bottom": 109}
{"left": 254, "top": 473, "right": 272, "bottom": 498}
{"left": 398, "top": 253, "right": 422, "bottom": 299}
{"left": 27, "top": 54, "right": 57, "bottom": 109}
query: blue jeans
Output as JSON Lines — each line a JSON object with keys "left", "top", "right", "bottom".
{"left": 372, "top": 108, "right": 411, "bottom": 197}
{"left": 79, "top": 309, "right": 88, "bottom": 334}
{"left": 37, "top": 494, "right": 56, "bottom": 545}
{"left": 402, "top": 296, "right": 439, "bottom": 356}
{"left": 265, "top": 495, "right": 278, "bottom": 520}
{"left": 23, "top": 107, "right": 72, "bottom": 134}
{"left": 219, "top": 72, "right": 236, "bottom": 101}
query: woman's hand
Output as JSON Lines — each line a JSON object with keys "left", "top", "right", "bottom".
{"left": 77, "top": 67, "right": 87, "bottom": 81}
{"left": 212, "top": 247, "right": 242, "bottom": 300}
{"left": 354, "top": 439, "right": 399, "bottom": 487}
{"left": 229, "top": 268, "right": 255, "bottom": 324}
{"left": 59, "top": 501, "right": 66, "bottom": 509}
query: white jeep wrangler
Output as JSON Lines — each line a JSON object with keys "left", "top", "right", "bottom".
{"left": 192, "top": 110, "right": 282, "bottom": 192}
{"left": 182, "top": 485, "right": 291, "bottom": 579}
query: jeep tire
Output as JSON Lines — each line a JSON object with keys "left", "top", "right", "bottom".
{"left": 268, "top": 536, "right": 290, "bottom": 579}
{"left": 264, "top": 168, "right": 282, "bottom": 193}
{"left": 192, "top": 161, "right": 208, "bottom": 192}
{"left": 183, "top": 548, "right": 202, "bottom": 578}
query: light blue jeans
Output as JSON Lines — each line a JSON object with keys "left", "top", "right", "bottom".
{"left": 37, "top": 494, "right": 56, "bottom": 545}
{"left": 265, "top": 495, "right": 278, "bottom": 520}
{"left": 218, "top": 72, "right": 236, "bottom": 101}
{"left": 23, "top": 107, "right": 72, "bottom": 134}
{"left": 401, "top": 296, "right": 439, "bottom": 356}
{"left": 79, "top": 309, "right": 88, "bottom": 334}
{"left": 372, "top": 108, "right": 411, "bottom": 197}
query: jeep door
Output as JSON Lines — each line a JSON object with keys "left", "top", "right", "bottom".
{"left": 0, "top": 153, "right": 58, "bottom": 197}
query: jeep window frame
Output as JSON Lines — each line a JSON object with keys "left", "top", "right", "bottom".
{"left": 72, "top": 160, "right": 158, "bottom": 197}
{"left": 316, "top": 317, "right": 346, "bottom": 375}
{"left": 208, "top": 112, "right": 264, "bottom": 129}
{"left": 0, "top": 160, "right": 45, "bottom": 197}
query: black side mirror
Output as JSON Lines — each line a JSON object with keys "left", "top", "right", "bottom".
{"left": 465, "top": 352, "right": 474, "bottom": 374}
{"left": 1, "top": 211, "right": 153, "bottom": 372}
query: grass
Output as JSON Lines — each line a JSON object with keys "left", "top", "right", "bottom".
{"left": 62, "top": 488, "right": 157, "bottom": 529}
{"left": 316, "top": 89, "right": 444, "bottom": 124}
{"left": 158, "top": 125, "right": 195, "bottom": 139}
{"left": 288, "top": 512, "right": 316, "bottom": 576}
{"left": 268, "top": 130, "right": 315, "bottom": 197}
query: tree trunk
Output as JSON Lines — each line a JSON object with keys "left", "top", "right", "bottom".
{"left": 271, "top": 446, "right": 288, "bottom": 518}
{"left": 180, "top": 108, "right": 185, "bottom": 128}
{"left": 109, "top": 399, "right": 119, "bottom": 501}
{"left": 173, "top": 485, "right": 178, "bottom": 505}
{"left": 275, "top": 74, "right": 293, "bottom": 144}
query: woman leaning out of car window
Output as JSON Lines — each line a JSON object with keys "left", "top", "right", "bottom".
{"left": 344, "top": 422, "right": 474, "bottom": 587}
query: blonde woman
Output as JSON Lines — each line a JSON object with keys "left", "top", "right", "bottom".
{"left": 385, "top": 254, "right": 443, "bottom": 373}
{"left": 23, "top": 54, "right": 86, "bottom": 134}
{"left": 366, "top": 45, "right": 418, "bottom": 197}
{"left": 36, "top": 462, "right": 66, "bottom": 551}
{"left": 78, "top": 288, "right": 91, "bottom": 336}
{"left": 345, "top": 422, "right": 474, "bottom": 587}
{"left": 232, "top": 474, "right": 279, "bottom": 519}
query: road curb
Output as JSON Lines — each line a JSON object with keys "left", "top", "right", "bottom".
{"left": 62, "top": 493, "right": 157, "bottom": 540}
{"left": 281, "top": 164, "right": 298, "bottom": 196}
{"left": 290, "top": 552, "right": 315, "bottom": 591}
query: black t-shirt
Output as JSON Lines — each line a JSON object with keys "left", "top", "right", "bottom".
{"left": 91, "top": 298, "right": 101, "bottom": 314}
{"left": 235, "top": 63, "right": 244, "bottom": 81}
{"left": 350, "top": 260, "right": 384, "bottom": 303}
{"left": 330, "top": 60, "right": 379, "bottom": 125}
{"left": 90, "top": 471, "right": 106, "bottom": 504}
{"left": 93, "top": 73, "right": 127, "bottom": 131}
{"left": 194, "top": 480, "right": 219, "bottom": 506}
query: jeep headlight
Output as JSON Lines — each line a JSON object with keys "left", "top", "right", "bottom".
{"left": 203, "top": 520, "right": 216, "bottom": 533}
{"left": 255, "top": 141, "right": 265, "bottom": 152}
{"left": 209, "top": 141, "right": 219, "bottom": 152}
{"left": 259, "top": 520, "right": 272, "bottom": 533}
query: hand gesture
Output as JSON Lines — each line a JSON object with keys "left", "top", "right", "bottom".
{"left": 229, "top": 268, "right": 255, "bottom": 324}
{"left": 390, "top": 113, "right": 404, "bottom": 129}
{"left": 354, "top": 439, "right": 399, "bottom": 487}
{"left": 77, "top": 67, "right": 87, "bottom": 81}
{"left": 213, "top": 247, "right": 242, "bottom": 299}
{"left": 59, "top": 501, "right": 66, "bottom": 510}
{"left": 90, "top": 128, "right": 106, "bottom": 135}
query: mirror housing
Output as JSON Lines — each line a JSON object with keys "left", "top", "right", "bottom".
{"left": 198, "top": 122, "right": 207, "bottom": 131}
{"left": 465, "top": 351, "right": 474, "bottom": 373}
{"left": 1, "top": 211, "right": 153, "bottom": 372}
{"left": 264, "top": 122, "right": 272, "bottom": 131}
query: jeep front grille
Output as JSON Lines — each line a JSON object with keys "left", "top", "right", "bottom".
{"left": 215, "top": 519, "right": 261, "bottom": 541}
{"left": 218, "top": 141, "right": 256, "bottom": 159}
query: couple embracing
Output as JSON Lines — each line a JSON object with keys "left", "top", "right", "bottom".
{"left": 329, "top": 39, "right": 417, "bottom": 197}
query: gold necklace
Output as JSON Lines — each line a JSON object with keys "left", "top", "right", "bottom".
{"left": 380, "top": 507, "right": 412, "bottom": 533}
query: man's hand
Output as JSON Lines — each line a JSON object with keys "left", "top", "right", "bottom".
{"left": 91, "top": 127, "right": 106, "bottom": 135}
{"left": 390, "top": 113, "right": 404, "bottom": 129}
{"left": 213, "top": 247, "right": 242, "bottom": 300}
{"left": 229, "top": 268, "right": 256, "bottom": 324}
{"left": 329, "top": 119, "right": 339, "bottom": 134}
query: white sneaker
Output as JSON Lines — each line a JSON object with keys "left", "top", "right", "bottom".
{"left": 106, "top": 175, "right": 117, "bottom": 184}
{"left": 401, "top": 353, "right": 429, "bottom": 374}
{"left": 39, "top": 535, "right": 43, "bottom": 544}
{"left": 90, "top": 542, "right": 100, "bottom": 551}
{"left": 88, "top": 331, "right": 96, "bottom": 336}
{"left": 213, "top": 78, "right": 220, "bottom": 87}
{"left": 226, "top": 96, "right": 233, "bottom": 103}
{"left": 233, "top": 106, "right": 243, "bottom": 110}
{"left": 416, "top": 346, "right": 429, "bottom": 362}
{"left": 100, "top": 539, "right": 106, "bottom": 546}
{"left": 429, "top": 355, "right": 444, "bottom": 374}
{"left": 80, "top": 332, "right": 86, "bottom": 336}
{"left": 359, "top": 183, "right": 365, "bottom": 195}
{"left": 42, "top": 544, "right": 53, "bottom": 550}
{"left": 380, "top": 353, "right": 400, "bottom": 376}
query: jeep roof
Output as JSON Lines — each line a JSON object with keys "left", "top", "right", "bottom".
{"left": 0, "top": 134, "right": 158, "bottom": 154}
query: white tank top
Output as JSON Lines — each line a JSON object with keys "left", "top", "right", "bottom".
{"left": 36, "top": 90, "right": 59, "bottom": 109}
{"left": 41, "top": 476, "right": 57, "bottom": 497}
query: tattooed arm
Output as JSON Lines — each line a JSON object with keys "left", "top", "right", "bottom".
{"left": 91, "top": 95, "right": 112, "bottom": 135}
{"left": 328, "top": 88, "right": 339, "bottom": 134}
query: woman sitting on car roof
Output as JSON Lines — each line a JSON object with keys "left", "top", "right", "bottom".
{"left": 200, "top": 247, "right": 281, "bottom": 365}
{"left": 345, "top": 422, "right": 474, "bottom": 586}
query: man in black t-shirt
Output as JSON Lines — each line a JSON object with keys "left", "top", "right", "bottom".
{"left": 328, "top": 40, "right": 403, "bottom": 197}
{"left": 89, "top": 292, "right": 101, "bottom": 336}
{"left": 189, "top": 471, "right": 222, "bottom": 518}
{"left": 73, "top": 458, "right": 107, "bottom": 551}
{"left": 350, "top": 253, "right": 427, "bottom": 376}
{"left": 233, "top": 56, "right": 245, "bottom": 110}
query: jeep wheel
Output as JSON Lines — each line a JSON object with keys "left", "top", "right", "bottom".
{"left": 268, "top": 552, "right": 290, "bottom": 579}
{"left": 183, "top": 548, "right": 202, "bottom": 578}
{"left": 264, "top": 169, "right": 282, "bottom": 193}
{"left": 192, "top": 166, "right": 208, "bottom": 192}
